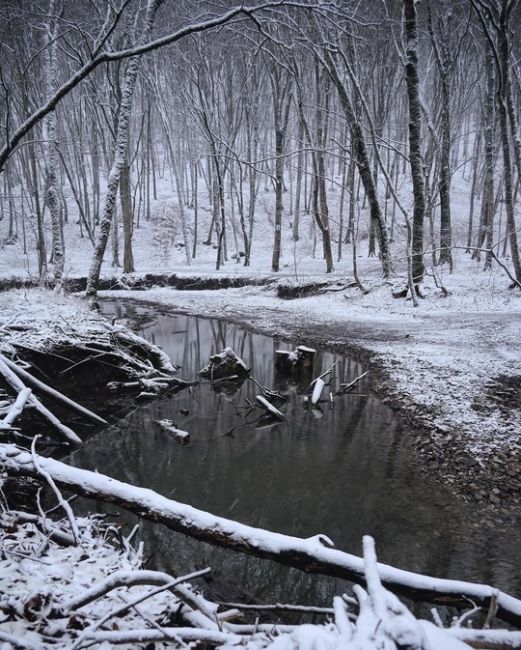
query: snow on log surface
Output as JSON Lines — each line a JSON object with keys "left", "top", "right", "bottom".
{"left": 199, "top": 346, "right": 250, "bottom": 380}
{"left": 2, "top": 442, "right": 521, "bottom": 626}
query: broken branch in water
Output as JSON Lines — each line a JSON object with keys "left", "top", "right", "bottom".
{"left": 336, "top": 371, "right": 369, "bottom": 396}
{"left": 255, "top": 395, "right": 285, "bottom": 421}
{"left": 304, "top": 361, "right": 338, "bottom": 405}
{"left": 249, "top": 375, "right": 287, "bottom": 403}
{"left": 155, "top": 419, "right": 190, "bottom": 442}
{"left": 0, "top": 353, "right": 107, "bottom": 426}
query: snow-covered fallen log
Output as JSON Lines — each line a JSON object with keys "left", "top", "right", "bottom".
{"left": 3, "top": 441, "right": 521, "bottom": 626}
{"left": 255, "top": 395, "right": 285, "bottom": 420}
{"left": 2, "top": 486, "right": 518, "bottom": 650}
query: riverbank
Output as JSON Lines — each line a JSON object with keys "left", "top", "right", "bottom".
{"left": 104, "top": 277, "right": 521, "bottom": 509}
{"left": 1, "top": 285, "right": 521, "bottom": 648}
{"left": 1, "top": 279, "right": 520, "bottom": 506}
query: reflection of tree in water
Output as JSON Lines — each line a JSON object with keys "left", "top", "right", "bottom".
{"left": 71, "top": 301, "right": 521, "bottom": 607}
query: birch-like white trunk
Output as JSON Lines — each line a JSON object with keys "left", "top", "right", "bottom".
{"left": 44, "top": 0, "right": 65, "bottom": 286}
{"left": 86, "top": 0, "right": 160, "bottom": 298}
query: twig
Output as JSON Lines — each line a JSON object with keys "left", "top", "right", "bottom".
{"left": 218, "top": 601, "right": 336, "bottom": 616}
{"left": 69, "top": 568, "right": 212, "bottom": 650}
{"left": 30, "top": 436, "right": 80, "bottom": 544}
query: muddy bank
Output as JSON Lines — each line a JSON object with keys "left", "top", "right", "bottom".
{"left": 0, "top": 273, "right": 349, "bottom": 298}
{"left": 104, "top": 294, "right": 521, "bottom": 515}
{"left": 0, "top": 273, "right": 276, "bottom": 294}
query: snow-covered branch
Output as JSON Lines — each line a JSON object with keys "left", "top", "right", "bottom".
{"left": 3, "top": 442, "right": 521, "bottom": 626}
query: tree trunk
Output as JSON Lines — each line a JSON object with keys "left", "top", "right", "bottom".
{"left": 483, "top": 49, "right": 496, "bottom": 269}
{"left": 272, "top": 127, "right": 285, "bottom": 272}
{"left": 437, "top": 73, "right": 452, "bottom": 268}
{"left": 325, "top": 53, "right": 392, "bottom": 278}
{"left": 494, "top": 2, "right": 521, "bottom": 282}
{"left": 120, "top": 159, "right": 135, "bottom": 273}
{"left": 86, "top": 0, "right": 159, "bottom": 299}
{"left": 404, "top": 0, "right": 426, "bottom": 284}
{"left": 293, "top": 114, "right": 304, "bottom": 242}
{"left": 44, "top": 0, "right": 65, "bottom": 286}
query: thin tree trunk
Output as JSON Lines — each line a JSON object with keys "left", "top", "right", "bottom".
{"left": 324, "top": 52, "right": 392, "bottom": 278}
{"left": 404, "top": 0, "right": 427, "bottom": 284}
{"left": 86, "top": 0, "right": 159, "bottom": 299}
{"left": 120, "top": 158, "right": 135, "bottom": 273}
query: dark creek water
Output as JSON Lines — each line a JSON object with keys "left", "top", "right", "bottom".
{"left": 69, "top": 299, "right": 521, "bottom": 606}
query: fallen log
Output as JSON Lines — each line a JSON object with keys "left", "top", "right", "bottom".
{"left": 3, "top": 442, "right": 521, "bottom": 626}
{"left": 255, "top": 395, "right": 285, "bottom": 421}
{"left": 0, "top": 354, "right": 107, "bottom": 426}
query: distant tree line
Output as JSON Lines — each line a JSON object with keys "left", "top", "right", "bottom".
{"left": 0, "top": 0, "right": 520, "bottom": 296}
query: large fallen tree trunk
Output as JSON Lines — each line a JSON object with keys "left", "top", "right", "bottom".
{"left": 2, "top": 443, "right": 521, "bottom": 626}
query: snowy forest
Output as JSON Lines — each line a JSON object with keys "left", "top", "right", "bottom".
{"left": 1, "top": 0, "right": 521, "bottom": 648}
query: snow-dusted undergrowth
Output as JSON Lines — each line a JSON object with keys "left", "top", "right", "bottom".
{"left": 0, "top": 505, "right": 510, "bottom": 650}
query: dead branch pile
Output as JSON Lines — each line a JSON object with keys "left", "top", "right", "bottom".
{"left": 0, "top": 290, "right": 179, "bottom": 446}
{"left": 3, "top": 440, "right": 521, "bottom": 640}
{"left": 1, "top": 467, "right": 519, "bottom": 649}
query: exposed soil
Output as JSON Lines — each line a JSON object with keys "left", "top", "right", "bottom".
{"left": 484, "top": 375, "right": 521, "bottom": 415}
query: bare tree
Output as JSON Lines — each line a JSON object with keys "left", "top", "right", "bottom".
{"left": 86, "top": 0, "right": 160, "bottom": 298}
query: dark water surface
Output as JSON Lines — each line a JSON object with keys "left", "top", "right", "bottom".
{"left": 69, "top": 299, "right": 521, "bottom": 606}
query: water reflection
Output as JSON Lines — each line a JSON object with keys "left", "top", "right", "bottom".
{"left": 69, "top": 300, "right": 521, "bottom": 606}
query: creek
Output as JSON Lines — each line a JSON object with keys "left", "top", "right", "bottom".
{"left": 68, "top": 299, "right": 521, "bottom": 606}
